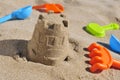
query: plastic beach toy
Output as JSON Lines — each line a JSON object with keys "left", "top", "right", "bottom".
{"left": 86, "top": 23, "right": 119, "bottom": 37}
{"left": 0, "top": 6, "right": 32, "bottom": 23}
{"left": 32, "top": 3, "right": 64, "bottom": 13}
{"left": 110, "top": 34, "right": 120, "bottom": 53}
{"left": 87, "top": 43, "right": 120, "bottom": 72}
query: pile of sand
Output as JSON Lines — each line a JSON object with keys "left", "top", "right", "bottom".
{"left": 0, "top": 0, "right": 120, "bottom": 80}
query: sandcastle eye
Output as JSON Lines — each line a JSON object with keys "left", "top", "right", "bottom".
{"left": 48, "top": 24, "right": 55, "bottom": 30}
{"left": 62, "top": 20, "right": 68, "bottom": 27}
{"left": 39, "top": 15, "right": 44, "bottom": 19}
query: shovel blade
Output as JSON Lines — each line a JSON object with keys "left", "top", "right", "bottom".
{"left": 110, "top": 34, "right": 120, "bottom": 53}
{"left": 12, "top": 6, "right": 32, "bottom": 19}
{"left": 85, "top": 23, "right": 105, "bottom": 37}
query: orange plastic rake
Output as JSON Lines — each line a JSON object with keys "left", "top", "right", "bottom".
{"left": 87, "top": 43, "right": 120, "bottom": 72}
{"left": 32, "top": 3, "right": 64, "bottom": 13}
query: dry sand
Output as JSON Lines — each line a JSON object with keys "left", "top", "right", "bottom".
{"left": 0, "top": 0, "right": 120, "bottom": 80}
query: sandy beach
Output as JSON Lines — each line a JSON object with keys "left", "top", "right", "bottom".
{"left": 0, "top": 0, "right": 120, "bottom": 80}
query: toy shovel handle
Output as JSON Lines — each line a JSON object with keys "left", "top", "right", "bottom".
{"left": 0, "top": 14, "right": 13, "bottom": 23}
{"left": 102, "top": 23, "right": 119, "bottom": 31}
{"left": 32, "top": 5, "right": 43, "bottom": 9}
{"left": 112, "top": 59, "right": 120, "bottom": 69}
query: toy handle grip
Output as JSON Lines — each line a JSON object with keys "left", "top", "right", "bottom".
{"left": 32, "top": 5, "right": 43, "bottom": 9}
{"left": 112, "top": 59, "right": 120, "bottom": 69}
{"left": 102, "top": 23, "right": 119, "bottom": 31}
{"left": 0, "top": 14, "right": 12, "bottom": 23}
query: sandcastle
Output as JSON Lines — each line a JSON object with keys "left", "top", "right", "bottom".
{"left": 27, "top": 12, "right": 70, "bottom": 65}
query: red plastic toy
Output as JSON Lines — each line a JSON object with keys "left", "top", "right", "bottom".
{"left": 32, "top": 3, "right": 64, "bottom": 13}
{"left": 87, "top": 43, "right": 120, "bottom": 72}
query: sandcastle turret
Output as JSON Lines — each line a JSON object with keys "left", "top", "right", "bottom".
{"left": 27, "top": 12, "right": 69, "bottom": 65}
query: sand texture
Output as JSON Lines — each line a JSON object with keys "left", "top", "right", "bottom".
{"left": 0, "top": 0, "right": 120, "bottom": 80}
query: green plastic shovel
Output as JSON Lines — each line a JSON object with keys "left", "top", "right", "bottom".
{"left": 85, "top": 23, "right": 119, "bottom": 37}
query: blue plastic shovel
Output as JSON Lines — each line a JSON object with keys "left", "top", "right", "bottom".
{"left": 110, "top": 34, "right": 120, "bottom": 53}
{"left": 0, "top": 5, "right": 32, "bottom": 23}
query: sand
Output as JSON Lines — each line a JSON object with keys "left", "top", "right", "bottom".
{"left": 0, "top": 0, "right": 120, "bottom": 80}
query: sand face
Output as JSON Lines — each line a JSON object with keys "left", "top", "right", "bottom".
{"left": 0, "top": 0, "right": 120, "bottom": 80}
